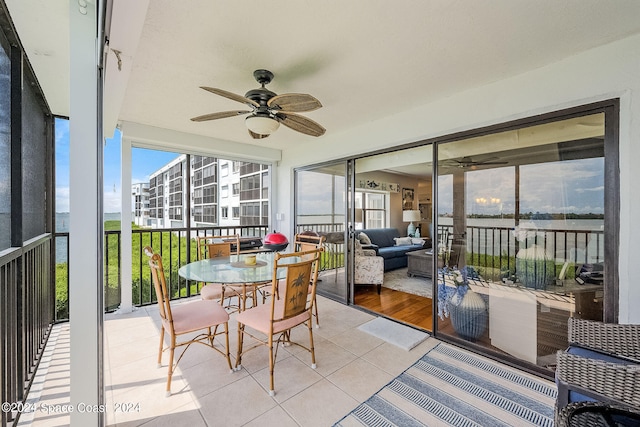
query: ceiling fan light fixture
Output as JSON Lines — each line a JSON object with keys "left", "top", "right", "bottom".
{"left": 245, "top": 115, "right": 280, "bottom": 135}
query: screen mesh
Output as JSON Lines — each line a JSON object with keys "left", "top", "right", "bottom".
{"left": 21, "top": 71, "right": 47, "bottom": 241}
{"left": 0, "top": 41, "right": 10, "bottom": 250}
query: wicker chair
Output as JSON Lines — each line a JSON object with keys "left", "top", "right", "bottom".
{"left": 293, "top": 233, "right": 325, "bottom": 327}
{"left": 555, "top": 318, "right": 640, "bottom": 423}
{"left": 556, "top": 401, "right": 640, "bottom": 427}
{"left": 197, "top": 235, "right": 256, "bottom": 311}
{"left": 145, "top": 247, "right": 232, "bottom": 396}
{"left": 235, "top": 248, "right": 323, "bottom": 396}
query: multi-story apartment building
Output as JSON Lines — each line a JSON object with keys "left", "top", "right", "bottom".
{"left": 191, "top": 155, "right": 218, "bottom": 227}
{"left": 147, "top": 155, "right": 187, "bottom": 228}
{"left": 131, "top": 183, "right": 150, "bottom": 227}
{"left": 137, "top": 155, "right": 268, "bottom": 229}
{"left": 238, "top": 161, "right": 269, "bottom": 227}
{"left": 217, "top": 159, "right": 239, "bottom": 227}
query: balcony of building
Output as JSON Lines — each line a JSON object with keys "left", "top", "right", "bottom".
{"left": 3, "top": 1, "right": 640, "bottom": 425}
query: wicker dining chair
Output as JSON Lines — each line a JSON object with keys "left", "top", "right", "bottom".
{"left": 196, "top": 235, "right": 254, "bottom": 310}
{"left": 145, "top": 246, "right": 232, "bottom": 396}
{"left": 293, "top": 233, "right": 325, "bottom": 327}
{"left": 555, "top": 317, "right": 640, "bottom": 422}
{"left": 235, "top": 247, "right": 323, "bottom": 396}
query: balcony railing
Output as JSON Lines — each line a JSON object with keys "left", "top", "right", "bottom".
{"left": 1, "top": 235, "right": 54, "bottom": 427}
{"left": 52, "top": 222, "right": 604, "bottom": 320}
{"left": 295, "top": 222, "right": 604, "bottom": 280}
{"left": 54, "top": 225, "right": 269, "bottom": 319}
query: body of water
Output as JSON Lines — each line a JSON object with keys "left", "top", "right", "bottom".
{"left": 54, "top": 212, "right": 121, "bottom": 262}
{"left": 1, "top": 212, "right": 121, "bottom": 261}
{"left": 2, "top": 213, "right": 602, "bottom": 263}
{"left": 437, "top": 217, "right": 604, "bottom": 263}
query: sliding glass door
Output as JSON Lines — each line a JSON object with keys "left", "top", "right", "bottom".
{"left": 434, "top": 109, "right": 616, "bottom": 372}
{"left": 294, "top": 162, "right": 348, "bottom": 303}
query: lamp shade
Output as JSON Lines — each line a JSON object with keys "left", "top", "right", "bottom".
{"left": 245, "top": 115, "right": 280, "bottom": 135}
{"left": 402, "top": 210, "right": 421, "bottom": 222}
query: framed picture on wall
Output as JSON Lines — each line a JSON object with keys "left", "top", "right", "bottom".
{"left": 402, "top": 188, "right": 414, "bottom": 210}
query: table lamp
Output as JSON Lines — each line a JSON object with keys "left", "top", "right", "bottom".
{"left": 403, "top": 210, "right": 421, "bottom": 237}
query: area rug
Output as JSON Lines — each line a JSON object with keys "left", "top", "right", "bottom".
{"left": 383, "top": 268, "right": 433, "bottom": 299}
{"left": 358, "top": 317, "right": 429, "bottom": 351}
{"left": 334, "top": 342, "right": 556, "bottom": 427}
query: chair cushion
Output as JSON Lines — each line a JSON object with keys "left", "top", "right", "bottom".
{"left": 201, "top": 283, "right": 224, "bottom": 300}
{"left": 378, "top": 246, "right": 415, "bottom": 259}
{"left": 236, "top": 299, "right": 311, "bottom": 335}
{"left": 567, "top": 345, "right": 631, "bottom": 364}
{"left": 168, "top": 299, "right": 229, "bottom": 335}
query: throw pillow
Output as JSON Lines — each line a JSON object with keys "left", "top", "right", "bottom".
{"left": 411, "top": 237, "right": 424, "bottom": 245}
{"left": 358, "top": 232, "right": 372, "bottom": 245}
{"left": 393, "top": 237, "right": 413, "bottom": 246}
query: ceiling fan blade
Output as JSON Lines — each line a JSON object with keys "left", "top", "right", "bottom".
{"left": 248, "top": 129, "right": 270, "bottom": 139}
{"left": 277, "top": 112, "right": 326, "bottom": 137}
{"left": 479, "top": 161, "right": 508, "bottom": 165}
{"left": 200, "top": 87, "right": 260, "bottom": 108}
{"left": 267, "top": 93, "right": 322, "bottom": 112}
{"left": 190, "top": 110, "right": 251, "bottom": 122}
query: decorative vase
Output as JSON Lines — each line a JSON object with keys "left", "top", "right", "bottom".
{"left": 449, "top": 288, "right": 487, "bottom": 341}
{"left": 515, "top": 244, "right": 555, "bottom": 290}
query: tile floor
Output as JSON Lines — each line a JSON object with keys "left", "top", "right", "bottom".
{"left": 20, "top": 295, "right": 441, "bottom": 426}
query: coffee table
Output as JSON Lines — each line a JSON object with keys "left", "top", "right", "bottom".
{"left": 406, "top": 249, "right": 433, "bottom": 278}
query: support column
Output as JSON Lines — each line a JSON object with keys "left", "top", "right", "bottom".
{"left": 120, "top": 136, "right": 133, "bottom": 313}
{"left": 69, "top": 1, "right": 103, "bottom": 425}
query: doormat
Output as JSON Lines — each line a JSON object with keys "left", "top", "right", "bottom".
{"left": 358, "top": 317, "right": 429, "bottom": 351}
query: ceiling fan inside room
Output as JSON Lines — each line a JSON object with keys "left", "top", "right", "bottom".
{"left": 442, "top": 156, "right": 508, "bottom": 169}
{"left": 190, "top": 69, "right": 326, "bottom": 139}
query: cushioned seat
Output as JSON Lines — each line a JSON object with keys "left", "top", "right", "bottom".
{"left": 357, "top": 228, "right": 427, "bottom": 271}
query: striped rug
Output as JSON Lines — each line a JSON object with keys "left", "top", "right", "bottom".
{"left": 334, "top": 343, "right": 556, "bottom": 427}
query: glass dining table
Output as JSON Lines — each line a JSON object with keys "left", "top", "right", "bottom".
{"left": 178, "top": 252, "right": 294, "bottom": 311}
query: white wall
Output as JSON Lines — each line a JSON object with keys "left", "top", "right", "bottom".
{"left": 276, "top": 34, "right": 640, "bottom": 324}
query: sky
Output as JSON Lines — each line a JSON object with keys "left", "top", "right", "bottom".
{"left": 437, "top": 158, "right": 604, "bottom": 216}
{"left": 55, "top": 118, "right": 179, "bottom": 213}
{"left": 55, "top": 117, "right": 605, "bottom": 216}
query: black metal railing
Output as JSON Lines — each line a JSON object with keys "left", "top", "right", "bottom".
{"left": 431, "top": 223, "right": 604, "bottom": 285}
{"left": 52, "top": 222, "right": 605, "bottom": 319}
{"left": 54, "top": 225, "right": 270, "bottom": 317}
{"left": 1, "top": 235, "right": 54, "bottom": 427}
{"left": 120, "top": 225, "right": 269, "bottom": 311}
{"left": 294, "top": 222, "right": 604, "bottom": 277}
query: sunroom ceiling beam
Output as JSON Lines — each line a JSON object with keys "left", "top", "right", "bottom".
{"left": 119, "top": 121, "right": 282, "bottom": 163}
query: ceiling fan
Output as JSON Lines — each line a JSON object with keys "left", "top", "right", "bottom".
{"left": 191, "top": 69, "right": 326, "bottom": 139}
{"left": 443, "top": 156, "right": 508, "bottom": 169}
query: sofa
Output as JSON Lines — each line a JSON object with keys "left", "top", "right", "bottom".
{"left": 356, "top": 228, "right": 429, "bottom": 271}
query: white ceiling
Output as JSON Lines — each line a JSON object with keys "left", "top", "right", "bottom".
{"left": 6, "top": 0, "right": 640, "bottom": 153}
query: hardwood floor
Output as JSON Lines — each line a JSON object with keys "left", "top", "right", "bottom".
{"left": 354, "top": 285, "right": 433, "bottom": 331}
